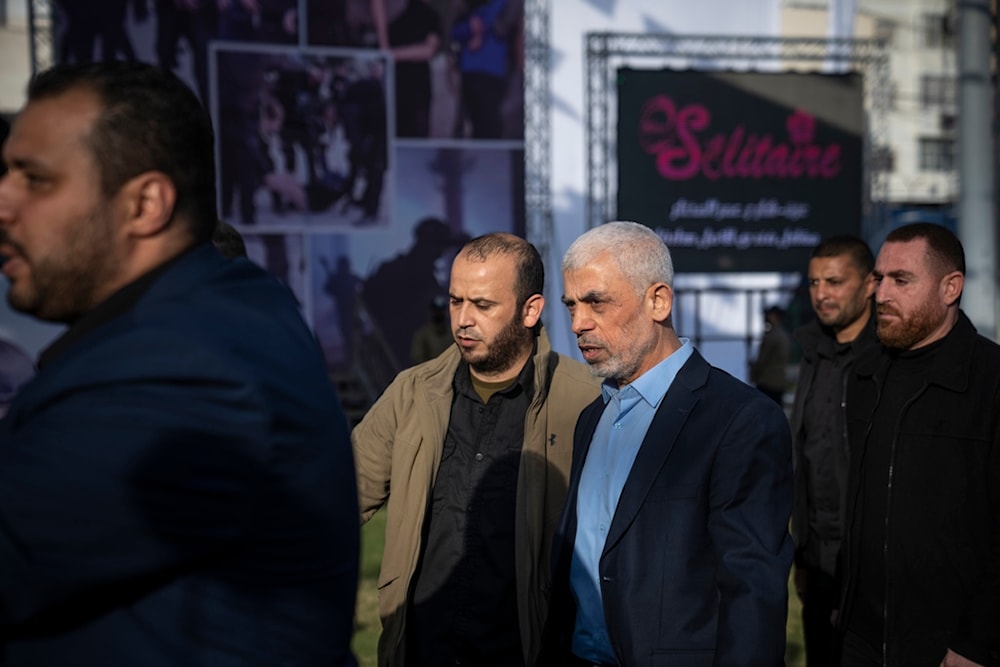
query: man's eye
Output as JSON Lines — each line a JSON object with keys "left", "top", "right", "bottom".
{"left": 23, "top": 173, "right": 46, "bottom": 188}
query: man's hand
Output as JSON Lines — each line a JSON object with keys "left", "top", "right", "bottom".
{"left": 940, "top": 649, "right": 983, "bottom": 667}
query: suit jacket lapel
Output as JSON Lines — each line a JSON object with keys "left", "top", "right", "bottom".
{"left": 554, "top": 395, "right": 605, "bottom": 571}
{"left": 602, "top": 351, "right": 709, "bottom": 554}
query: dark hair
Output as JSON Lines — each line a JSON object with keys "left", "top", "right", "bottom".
{"left": 460, "top": 233, "right": 544, "bottom": 308}
{"left": 27, "top": 61, "right": 217, "bottom": 243}
{"left": 811, "top": 235, "right": 875, "bottom": 275}
{"left": 885, "top": 222, "right": 965, "bottom": 276}
{"left": 211, "top": 220, "right": 247, "bottom": 258}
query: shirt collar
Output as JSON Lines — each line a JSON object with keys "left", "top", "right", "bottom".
{"left": 600, "top": 338, "right": 694, "bottom": 408}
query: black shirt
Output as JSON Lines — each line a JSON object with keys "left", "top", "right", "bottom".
{"left": 389, "top": 0, "right": 441, "bottom": 126}
{"left": 800, "top": 333, "right": 860, "bottom": 573}
{"left": 406, "top": 358, "right": 534, "bottom": 667}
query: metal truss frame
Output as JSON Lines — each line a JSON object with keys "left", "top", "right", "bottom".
{"left": 584, "top": 33, "right": 891, "bottom": 240}
{"left": 27, "top": 0, "right": 54, "bottom": 75}
{"left": 523, "top": 0, "right": 552, "bottom": 261}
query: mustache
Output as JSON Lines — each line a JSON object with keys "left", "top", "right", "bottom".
{"left": 877, "top": 305, "right": 900, "bottom": 318}
{"left": 0, "top": 228, "right": 25, "bottom": 266}
{"left": 455, "top": 327, "right": 481, "bottom": 341}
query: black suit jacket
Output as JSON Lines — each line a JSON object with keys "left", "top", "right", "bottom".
{"left": 0, "top": 245, "right": 359, "bottom": 666}
{"left": 547, "top": 349, "right": 793, "bottom": 667}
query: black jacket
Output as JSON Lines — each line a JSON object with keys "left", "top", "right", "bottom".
{"left": 840, "top": 312, "right": 1000, "bottom": 666}
{"left": 790, "top": 315, "right": 878, "bottom": 575}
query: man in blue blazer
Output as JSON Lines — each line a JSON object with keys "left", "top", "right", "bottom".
{"left": 547, "top": 221, "right": 793, "bottom": 666}
{"left": 0, "top": 61, "right": 359, "bottom": 665}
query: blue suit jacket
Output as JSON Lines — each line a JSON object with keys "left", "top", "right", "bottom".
{"left": 0, "top": 245, "right": 359, "bottom": 666}
{"left": 547, "top": 350, "right": 793, "bottom": 667}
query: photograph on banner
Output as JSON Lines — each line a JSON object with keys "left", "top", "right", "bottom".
{"left": 616, "top": 68, "right": 864, "bottom": 273}
{"left": 309, "top": 141, "right": 525, "bottom": 378}
{"left": 51, "top": 1, "right": 298, "bottom": 103}
{"left": 242, "top": 232, "right": 310, "bottom": 318}
{"left": 310, "top": 235, "right": 364, "bottom": 373}
{"left": 306, "top": 0, "right": 524, "bottom": 140}
{"left": 211, "top": 43, "right": 392, "bottom": 231}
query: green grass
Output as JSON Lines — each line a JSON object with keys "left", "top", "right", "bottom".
{"left": 352, "top": 510, "right": 806, "bottom": 667}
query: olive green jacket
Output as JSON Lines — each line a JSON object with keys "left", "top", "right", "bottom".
{"left": 352, "top": 327, "right": 601, "bottom": 667}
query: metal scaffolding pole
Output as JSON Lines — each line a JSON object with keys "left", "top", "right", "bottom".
{"left": 957, "top": 0, "right": 998, "bottom": 340}
{"left": 27, "top": 0, "right": 53, "bottom": 75}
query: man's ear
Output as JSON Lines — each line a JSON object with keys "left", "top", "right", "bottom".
{"left": 522, "top": 293, "right": 544, "bottom": 329}
{"left": 120, "top": 171, "right": 176, "bottom": 239}
{"left": 862, "top": 271, "right": 876, "bottom": 300}
{"left": 648, "top": 282, "right": 673, "bottom": 323}
{"left": 941, "top": 270, "right": 964, "bottom": 307}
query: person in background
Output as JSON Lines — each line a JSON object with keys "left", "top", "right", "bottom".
{"left": 838, "top": 223, "right": 1000, "bottom": 667}
{"left": 0, "top": 61, "right": 359, "bottom": 666}
{"left": 545, "top": 221, "right": 793, "bottom": 666}
{"left": 352, "top": 232, "right": 600, "bottom": 667}
{"left": 410, "top": 294, "right": 453, "bottom": 364}
{"left": 790, "top": 235, "right": 877, "bottom": 667}
{"left": 451, "top": 0, "right": 514, "bottom": 139}
{"left": 749, "top": 304, "right": 791, "bottom": 406}
{"left": 389, "top": 0, "right": 442, "bottom": 138}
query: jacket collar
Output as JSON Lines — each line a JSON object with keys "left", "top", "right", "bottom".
{"left": 414, "top": 325, "right": 555, "bottom": 402}
{"left": 855, "top": 310, "right": 976, "bottom": 394}
{"left": 794, "top": 304, "right": 877, "bottom": 362}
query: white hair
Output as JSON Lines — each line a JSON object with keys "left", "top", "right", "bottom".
{"left": 562, "top": 221, "right": 674, "bottom": 293}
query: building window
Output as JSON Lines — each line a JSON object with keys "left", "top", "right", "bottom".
{"left": 874, "top": 19, "right": 895, "bottom": 46}
{"left": 920, "top": 75, "right": 956, "bottom": 109}
{"left": 922, "top": 13, "right": 955, "bottom": 49}
{"left": 872, "top": 145, "right": 895, "bottom": 173}
{"left": 918, "top": 138, "right": 955, "bottom": 172}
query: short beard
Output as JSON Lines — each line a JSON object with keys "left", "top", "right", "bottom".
{"left": 6, "top": 204, "right": 118, "bottom": 323}
{"left": 586, "top": 317, "right": 657, "bottom": 384}
{"left": 463, "top": 313, "right": 534, "bottom": 377}
{"left": 877, "top": 302, "right": 942, "bottom": 350}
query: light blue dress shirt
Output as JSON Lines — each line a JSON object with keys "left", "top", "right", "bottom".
{"left": 569, "top": 339, "right": 694, "bottom": 664}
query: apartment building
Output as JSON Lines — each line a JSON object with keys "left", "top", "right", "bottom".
{"left": 782, "top": 0, "right": 967, "bottom": 231}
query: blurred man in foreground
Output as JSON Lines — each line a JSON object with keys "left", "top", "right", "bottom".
{"left": 0, "top": 61, "right": 359, "bottom": 666}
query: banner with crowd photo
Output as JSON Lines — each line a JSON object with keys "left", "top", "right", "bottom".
{"left": 51, "top": 0, "right": 527, "bottom": 384}
{"left": 616, "top": 68, "right": 864, "bottom": 273}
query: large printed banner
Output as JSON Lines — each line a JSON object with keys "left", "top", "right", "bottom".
{"left": 617, "top": 68, "right": 863, "bottom": 272}
{"left": 50, "top": 0, "right": 527, "bottom": 376}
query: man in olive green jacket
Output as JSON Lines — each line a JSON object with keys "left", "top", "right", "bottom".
{"left": 352, "top": 233, "right": 600, "bottom": 667}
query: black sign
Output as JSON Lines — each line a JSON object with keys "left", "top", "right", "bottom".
{"left": 617, "top": 68, "right": 864, "bottom": 272}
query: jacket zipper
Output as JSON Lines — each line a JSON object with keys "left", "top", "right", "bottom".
{"left": 880, "top": 376, "right": 927, "bottom": 666}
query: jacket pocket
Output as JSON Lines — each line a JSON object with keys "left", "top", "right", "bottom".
{"left": 377, "top": 570, "right": 400, "bottom": 590}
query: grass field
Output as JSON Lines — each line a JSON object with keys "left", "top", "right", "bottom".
{"left": 352, "top": 511, "right": 806, "bottom": 667}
